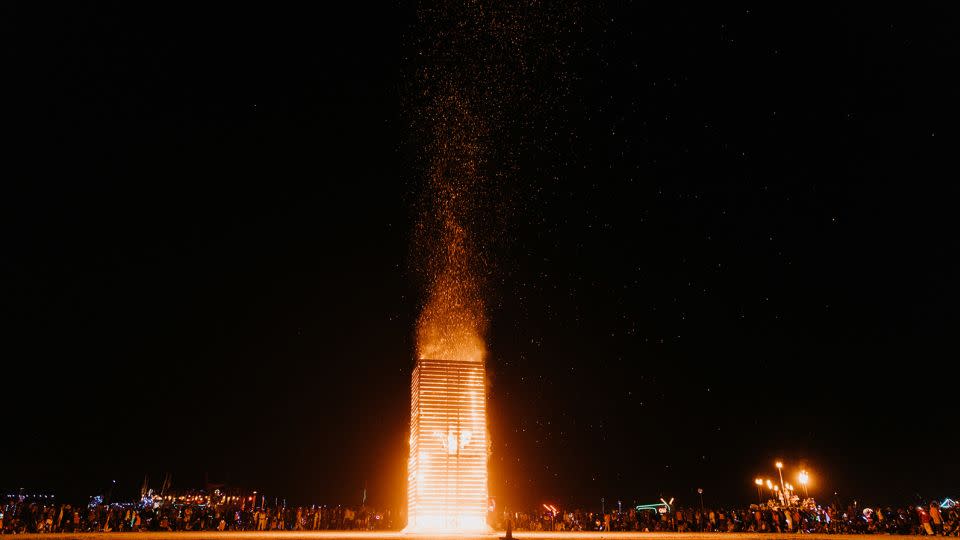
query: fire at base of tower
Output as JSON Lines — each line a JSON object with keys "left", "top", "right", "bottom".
{"left": 406, "top": 358, "right": 489, "bottom": 533}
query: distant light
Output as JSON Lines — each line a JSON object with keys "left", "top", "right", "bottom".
{"left": 775, "top": 462, "right": 783, "bottom": 469}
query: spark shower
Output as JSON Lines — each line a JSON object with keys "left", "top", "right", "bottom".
{"left": 404, "top": 2, "right": 573, "bottom": 532}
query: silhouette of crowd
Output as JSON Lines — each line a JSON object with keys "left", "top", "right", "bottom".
{"left": 0, "top": 495, "right": 395, "bottom": 534}
{"left": 499, "top": 500, "right": 959, "bottom": 536}
{"left": 3, "top": 493, "right": 957, "bottom": 535}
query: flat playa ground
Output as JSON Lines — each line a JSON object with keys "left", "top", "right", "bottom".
{"left": 6, "top": 532, "right": 931, "bottom": 540}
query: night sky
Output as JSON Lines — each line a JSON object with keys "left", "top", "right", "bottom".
{"left": 3, "top": 3, "right": 957, "bottom": 511}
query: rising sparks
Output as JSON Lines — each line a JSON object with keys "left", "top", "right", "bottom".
{"left": 415, "top": 90, "right": 489, "bottom": 365}
{"left": 406, "top": 1, "right": 578, "bottom": 532}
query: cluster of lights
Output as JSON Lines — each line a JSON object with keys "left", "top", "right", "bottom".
{"left": 4, "top": 494, "right": 55, "bottom": 499}
{"left": 753, "top": 461, "right": 812, "bottom": 505}
{"left": 156, "top": 494, "right": 257, "bottom": 505}
{"left": 542, "top": 504, "right": 559, "bottom": 516}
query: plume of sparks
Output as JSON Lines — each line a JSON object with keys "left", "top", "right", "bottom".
{"left": 406, "top": 0, "right": 580, "bottom": 533}
{"left": 411, "top": 0, "right": 578, "bottom": 363}
{"left": 415, "top": 90, "right": 489, "bottom": 364}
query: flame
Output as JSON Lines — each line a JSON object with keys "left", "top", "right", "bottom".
{"left": 407, "top": 359, "right": 489, "bottom": 533}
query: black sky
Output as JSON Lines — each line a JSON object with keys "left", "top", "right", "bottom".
{"left": 2, "top": 3, "right": 957, "bottom": 511}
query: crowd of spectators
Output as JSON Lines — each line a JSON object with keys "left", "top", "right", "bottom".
{"left": 0, "top": 496, "right": 396, "bottom": 534}
{"left": 3, "top": 493, "right": 957, "bottom": 535}
{"left": 499, "top": 500, "right": 959, "bottom": 536}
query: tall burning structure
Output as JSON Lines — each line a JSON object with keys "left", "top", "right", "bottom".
{"left": 404, "top": 35, "right": 493, "bottom": 535}
{"left": 404, "top": 1, "right": 571, "bottom": 532}
{"left": 406, "top": 358, "right": 488, "bottom": 532}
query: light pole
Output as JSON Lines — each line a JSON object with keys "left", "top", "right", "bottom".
{"left": 754, "top": 478, "right": 763, "bottom": 505}
{"left": 775, "top": 461, "right": 785, "bottom": 493}
{"left": 798, "top": 470, "right": 810, "bottom": 498}
{"left": 697, "top": 488, "right": 704, "bottom": 515}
